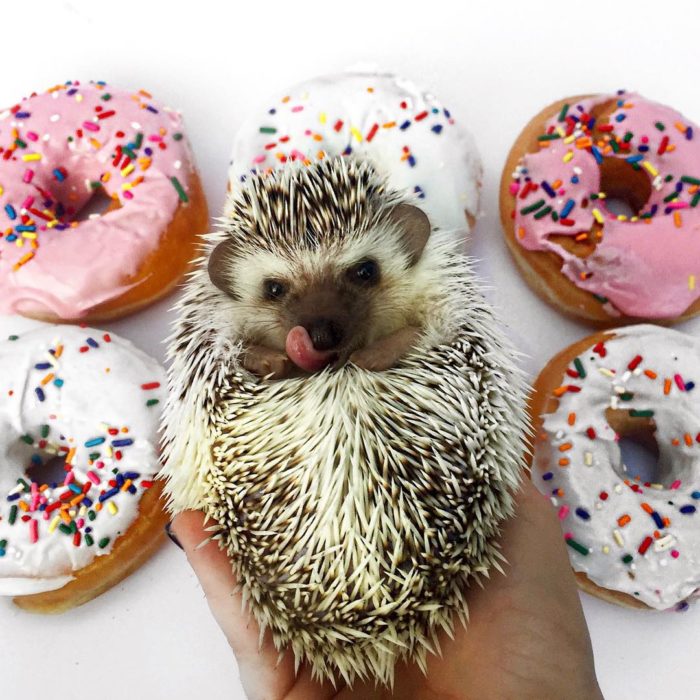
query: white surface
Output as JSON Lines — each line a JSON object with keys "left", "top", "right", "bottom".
{"left": 1, "top": 1, "right": 699, "bottom": 698}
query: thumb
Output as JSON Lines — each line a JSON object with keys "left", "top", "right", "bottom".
{"left": 170, "top": 511, "right": 299, "bottom": 700}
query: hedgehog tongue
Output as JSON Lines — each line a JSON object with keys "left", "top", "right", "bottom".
{"left": 285, "top": 326, "right": 335, "bottom": 373}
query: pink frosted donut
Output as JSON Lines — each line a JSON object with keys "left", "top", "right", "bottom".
{"left": 0, "top": 81, "right": 208, "bottom": 321}
{"left": 500, "top": 92, "right": 700, "bottom": 324}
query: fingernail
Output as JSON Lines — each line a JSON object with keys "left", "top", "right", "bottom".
{"left": 165, "top": 521, "right": 183, "bottom": 550}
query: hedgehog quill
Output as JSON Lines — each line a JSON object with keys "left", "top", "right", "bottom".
{"left": 162, "top": 157, "right": 528, "bottom": 686}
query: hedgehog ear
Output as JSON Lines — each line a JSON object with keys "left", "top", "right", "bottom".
{"left": 208, "top": 240, "right": 239, "bottom": 299}
{"left": 388, "top": 203, "right": 431, "bottom": 266}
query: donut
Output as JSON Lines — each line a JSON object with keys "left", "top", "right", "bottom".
{"left": 529, "top": 324, "right": 700, "bottom": 610}
{"left": 0, "top": 80, "right": 208, "bottom": 321}
{"left": 0, "top": 324, "right": 167, "bottom": 614}
{"left": 229, "top": 69, "right": 481, "bottom": 242}
{"left": 500, "top": 92, "right": 700, "bottom": 324}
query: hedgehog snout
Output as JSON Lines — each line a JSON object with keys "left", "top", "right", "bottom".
{"left": 304, "top": 318, "right": 344, "bottom": 351}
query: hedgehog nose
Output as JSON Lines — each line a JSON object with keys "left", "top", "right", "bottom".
{"left": 306, "top": 318, "right": 344, "bottom": 351}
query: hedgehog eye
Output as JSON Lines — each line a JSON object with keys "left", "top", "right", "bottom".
{"left": 263, "top": 279, "right": 287, "bottom": 300}
{"left": 348, "top": 259, "right": 380, "bottom": 286}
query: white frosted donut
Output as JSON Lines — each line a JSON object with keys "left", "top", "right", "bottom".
{"left": 531, "top": 325, "right": 700, "bottom": 610}
{"left": 229, "top": 69, "right": 481, "bottom": 242}
{"left": 0, "top": 324, "right": 165, "bottom": 599}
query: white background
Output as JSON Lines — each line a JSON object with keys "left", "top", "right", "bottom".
{"left": 1, "top": 1, "right": 699, "bottom": 698}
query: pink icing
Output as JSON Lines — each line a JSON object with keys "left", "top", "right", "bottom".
{"left": 0, "top": 81, "right": 197, "bottom": 318}
{"left": 511, "top": 93, "right": 700, "bottom": 318}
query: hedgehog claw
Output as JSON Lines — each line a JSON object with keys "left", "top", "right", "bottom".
{"left": 241, "top": 345, "right": 294, "bottom": 380}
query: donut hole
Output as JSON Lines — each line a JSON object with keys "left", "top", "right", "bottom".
{"left": 598, "top": 157, "right": 652, "bottom": 218}
{"left": 5, "top": 438, "right": 69, "bottom": 489}
{"left": 606, "top": 408, "right": 674, "bottom": 486}
{"left": 70, "top": 186, "right": 119, "bottom": 223}
{"left": 617, "top": 432, "right": 664, "bottom": 484}
{"left": 603, "top": 198, "right": 636, "bottom": 220}
{"left": 25, "top": 454, "right": 69, "bottom": 488}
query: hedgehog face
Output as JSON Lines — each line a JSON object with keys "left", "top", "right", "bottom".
{"left": 208, "top": 202, "right": 431, "bottom": 372}
{"left": 249, "top": 255, "right": 378, "bottom": 360}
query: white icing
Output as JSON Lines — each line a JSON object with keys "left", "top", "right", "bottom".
{"left": 0, "top": 575, "right": 73, "bottom": 595}
{"left": 0, "top": 325, "right": 165, "bottom": 596}
{"left": 533, "top": 325, "right": 700, "bottom": 610}
{"left": 228, "top": 69, "right": 482, "bottom": 243}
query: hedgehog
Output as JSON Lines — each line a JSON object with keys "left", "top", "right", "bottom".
{"left": 161, "top": 156, "right": 528, "bottom": 686}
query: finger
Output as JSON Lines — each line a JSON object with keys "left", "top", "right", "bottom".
{"left": 171, "top": 511, "right": 339, "bottom": 700}
{"left": 171, "top": 510, "right": 240, "bottom": 614}
{"left": 498, "top": 478, "right": 585, "bottom": 601}
{"left": 172, "top": 511, "right": 296, "bottom": 699}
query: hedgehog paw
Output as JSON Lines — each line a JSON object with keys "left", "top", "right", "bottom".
{"left": 242, "top": 346, "right": 294, "bottom": 379}
{"left": 349, "top": 326, "right": 420, "bottom": 372}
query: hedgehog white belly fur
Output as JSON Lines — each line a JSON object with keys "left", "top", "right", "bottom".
{"left": 162, "top": 157, "right": 528, "bottom": 685}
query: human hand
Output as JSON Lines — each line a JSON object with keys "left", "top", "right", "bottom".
{"left": 170, "top": 479, "right": 603, "bottom": 700}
